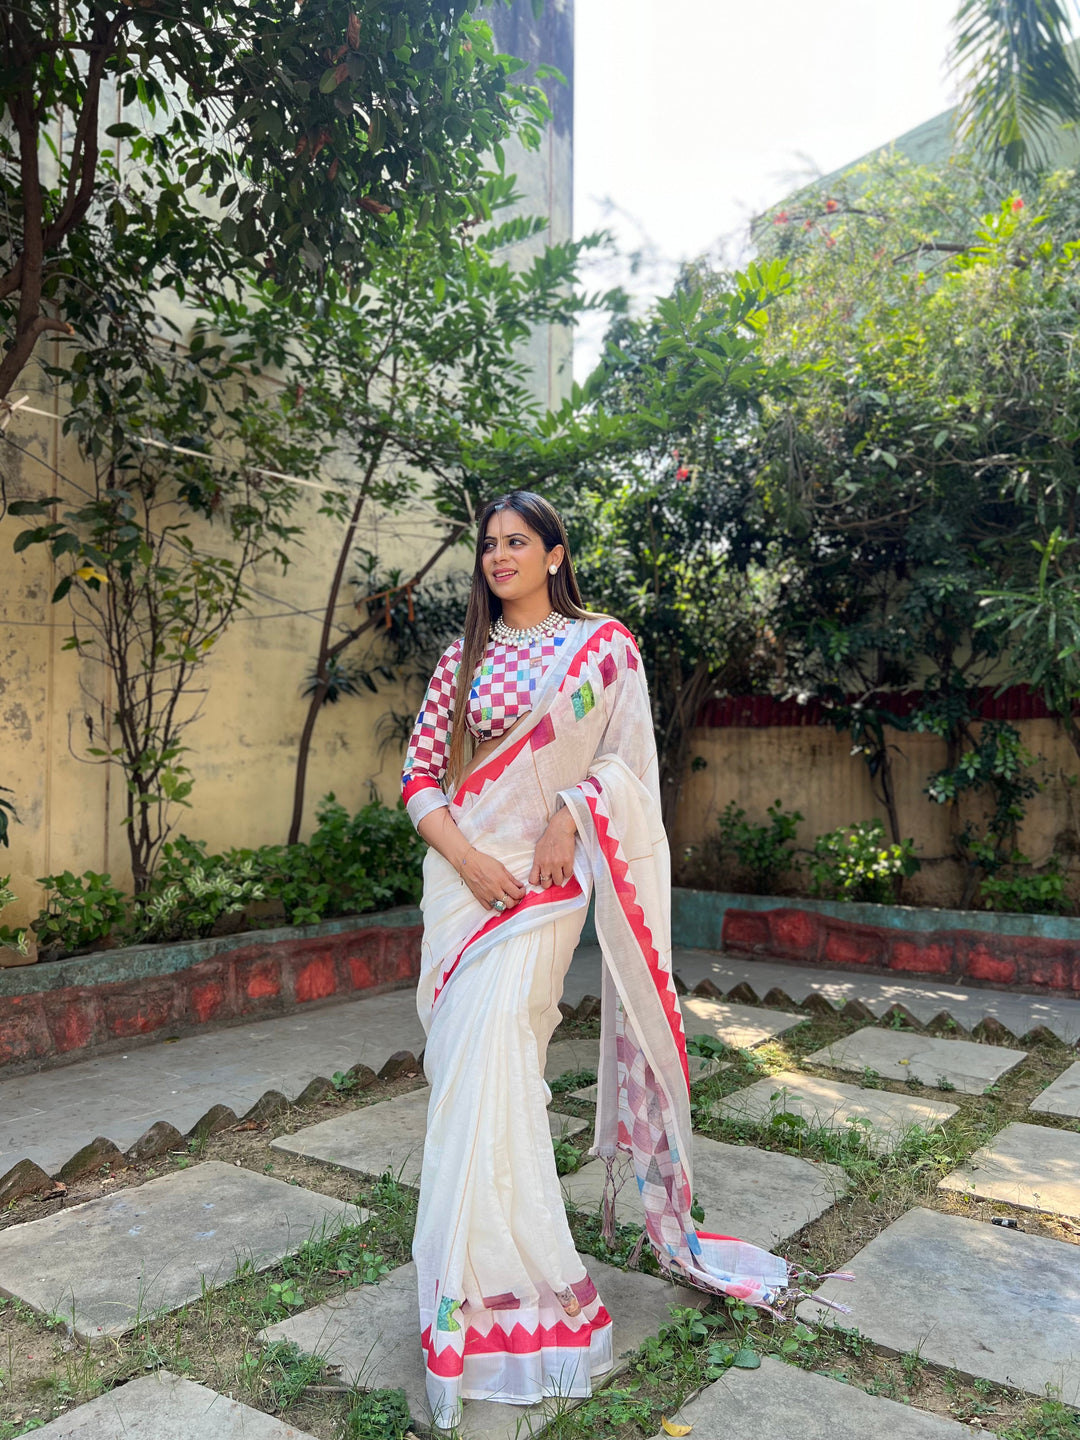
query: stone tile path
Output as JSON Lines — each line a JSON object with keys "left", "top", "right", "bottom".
{"left": 544, "top": 1037, "right": 600, "bottom": 1082}
{"left": 262, "top": 1254, "right": 707, "bottom": 1440}
{"left": 665, "top": 947, "right": 1080, "bottom": 1045}
{"left": 0, "top": 990, "right": 427, "bottom": 1177}
{"left": 806, "top": 1026, "right": 1027, "bottom": 1094}
{"left": 3, "top": 944, "right": 1076, "bottom": 1181}
{"left": 712, "top": 1071, "right": 958, "bottom": 1154}
{"left": 560, "top": 1139, "right": 847, "bottom": 1251}
{"left": 30, "top": 1370, "right": 321, "bottom": 1438}
{"left": 1030, "top": 1060, "right": 1080, "bottom": 1117}
{"left": 0, "top": 1161, "right": 362, "bottom": 1340}
{"left": 939, "top": 1120, "right": 1080, "bottom": 1218}
{"left": 271, "top": 1087, "right": 585, "bottom": 1187}
{"left": 646, "top": 1353, "right": 978, "bottom": 1439}
{"left": 797, "top": 1207, "right": 1080, "bottom": 1403}
{"left": 680, "top": 997, "right": 806, "bottom": 1049}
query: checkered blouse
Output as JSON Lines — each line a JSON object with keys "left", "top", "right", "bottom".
{"left": 401, "top": 627, "right": 570, "bottom": 827}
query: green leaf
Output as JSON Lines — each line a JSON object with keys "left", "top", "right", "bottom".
{"left": 731, "top": 1348, "right": 760, "bottom": 1369}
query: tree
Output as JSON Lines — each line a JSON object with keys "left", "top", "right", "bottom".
{"left": 555, "top": 265, "right": 794, "bottom": 831}
{"left": 216, "top": 183, "right": 612, "bottom": 843}
{"left": 8, "top": 239, "right": 328, "bottom": 889}
{"left": 754, "top": 155, "right": 1080, "bottom": 887}
{"left": 0, "top": 0, "right": 549, "bottom": 399}
{"left": 950, "top": 0, "right": 1080, "bottom": 171}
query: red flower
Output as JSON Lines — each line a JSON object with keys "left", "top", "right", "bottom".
{"left": 824, "top": 198, "right": 839, "bottom": 213}
{"left": 824, "top": 232, "right": 836, "bottom": 248}
{"left": 1012, "top": 197, "right": 1024, "bottom": 213}
{"left": 676, "top": 467, "right": 690, "bottom": 481}
{"left": 773, "top": 210, "right": 790, "bottom": 225}
{"left": 803, "top": 219, "right": 814, "bottom": 231}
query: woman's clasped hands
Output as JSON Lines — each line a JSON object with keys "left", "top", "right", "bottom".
{"left": 459, "top": 809, "right": 577, "bottom": 912}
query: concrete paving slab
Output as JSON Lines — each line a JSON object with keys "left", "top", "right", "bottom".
{"left": 261, "top": 1253, "right": 706, "bottom": 1440}
{"left": 29, "top": 1369, "right": 321, "bottom": 1438}
{"left": 544, "top": 1037, "right": 600, "bottom": 1083}
{"left": 0, "top": 988, "right": 426, "bottom": 1176}
{"left": 797, "top": 1206, "right": 1080, "bottom": 1402}
{"left": 666, "top": 946, "right": 1080, "bottom": 1045}
{"left": 561, "top": 1137, "right": 847, "bottom": 1251}
{"left": 680, "top": 997, "right": 807, "bottom": 1050}
{"left": 712, "top": 1071, "right": 958, "bottom": 1154}
{"left": 1030, "top": 1061, "right": 1080, "bottom": 1118}
{"left": 271, "top": 1088, "right": 585, "bottom": 1187}
{"left": 806, "top": 1026, "right": 1026, "bottom": 1094}
{"left": 647, "top": 1353, "right": 980, "bottom": 1439}
{"left": 0, "top": 1161, "right": 363, "bottom": 1340}
{"left": 939, "top": 1121, "right": 1080, "bottom": 1218}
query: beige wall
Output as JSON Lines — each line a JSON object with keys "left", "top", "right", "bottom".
{"left": 672, "top": 718, "right": 1080, "bottom": 906}
{"left": 1, "top": 394, "right": 426, "bottom": 925}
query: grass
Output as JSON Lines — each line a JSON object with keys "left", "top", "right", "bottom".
{"left": 0, "top": 994, "right": 1077, "bottom": 1440}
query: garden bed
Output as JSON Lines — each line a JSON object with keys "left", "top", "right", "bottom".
{"left": 0, "top": 907, "right": 422, "bottom": 1076}
{"left": 653, "top": 889, "right": 1080, "bottom": 997}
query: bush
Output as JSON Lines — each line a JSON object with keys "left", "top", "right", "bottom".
{"left": 979, "top": 856, "right": 1067, "bottom": 915}
{"left": 33, "top": 869, "right": 129, "bottom": 954}
{"left": 715, "top": 799, "right": 803, "bottom": 893}
{"left": 344, "top": 1387, "right": 412, "bottom": 1440}
{"left": 132, "top": 838, "right": 267, "bottom": 942}
{"left": 0, "top": 876, "right": 29, "bottom": 955}
{"left": 809, "top": 820, "right": 920, "bottom": 903}
{"left": 238, "top": 795, "right": 423, "bottom": 926}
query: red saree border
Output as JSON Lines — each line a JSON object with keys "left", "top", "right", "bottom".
{"left": 421, "top": 1307, "right": 613, "bottom": 1379}
{"left": 431, "top": 876, "right": 584, "bottom": 1009}
{"left": 451, "top": 619, "right": 639, "bottom": 808}
{"left": 583, "top": 782, "right": 690, "bottom": 1093}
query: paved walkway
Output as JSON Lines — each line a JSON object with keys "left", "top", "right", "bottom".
{"left": 2, "top": 946, "right": 1079, "bottom": 1177}
{"left": 1, "top": 946, "right": 1078, "bottom": 1438}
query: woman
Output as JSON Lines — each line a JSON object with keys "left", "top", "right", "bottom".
{"left": 402, "top": 492, "right": 788, "bottom": 1426}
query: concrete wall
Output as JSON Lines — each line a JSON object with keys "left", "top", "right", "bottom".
{"left": 672, "top": 717, "right": 1080, "bottom": 908}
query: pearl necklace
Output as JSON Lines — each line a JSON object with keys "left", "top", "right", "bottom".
{"left": 491, "top": 610, "right": 565, "bottom": 646}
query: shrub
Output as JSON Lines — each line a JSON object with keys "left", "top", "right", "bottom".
{"left": 344, "top": 1387, "right": 412, "bottom": 1440}
{"left": 239, "top": 795, "right": 423, "bottom": 926}
{"left": 809, "top": 820, "right": 920, "bottom": 903}
{"left": 132, "top": 837, "right": 266, "bottom": 942}
{"left": 33, "top": 869, "right": 129, "bottom": 954}
{"left": 0, "top": 876, "right": 29, "bottom": 955}
{"left": 715, "top": 799, "right": 803, "bottom": 892}
{"left": 979, "top": 856, "right": 1067, "bottom": 915}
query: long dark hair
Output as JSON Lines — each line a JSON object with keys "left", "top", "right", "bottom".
{"left": 446, "top": 491, "right": 590, "bottom": 788}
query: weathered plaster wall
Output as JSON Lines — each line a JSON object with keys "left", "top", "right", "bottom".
{"left": 673, "top": 718, "right": 1080, "bottom": 907}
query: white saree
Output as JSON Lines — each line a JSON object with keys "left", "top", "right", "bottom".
{"left": 413, "top": 615, "right": 788, "bottom": 1426}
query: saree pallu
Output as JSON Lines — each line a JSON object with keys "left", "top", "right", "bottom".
{"left": 413, "top": 617, "right": 787, "bottom": 1425}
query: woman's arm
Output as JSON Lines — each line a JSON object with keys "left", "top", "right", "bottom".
{"left": 418, "top": 806, "right": 526, "bottom": 912}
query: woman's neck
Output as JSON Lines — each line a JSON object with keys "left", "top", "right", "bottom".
{"left": 499, "top": 597, "right": 555, "bottom": 629}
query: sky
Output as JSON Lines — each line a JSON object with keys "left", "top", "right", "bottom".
{"left": 572, "top": 0, "right": 961, "bottom": 372}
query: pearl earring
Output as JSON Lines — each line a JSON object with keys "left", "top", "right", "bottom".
{"left": 548, "top": 565, "right": 558, "bottom": 575}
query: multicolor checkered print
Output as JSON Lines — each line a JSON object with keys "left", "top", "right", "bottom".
{"left": 401, "top": 628, "right": 568, "bottom": 825}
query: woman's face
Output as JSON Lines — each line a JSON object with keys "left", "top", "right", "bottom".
{"left": 481, "top": 509, "right": 564, "bottom": 607}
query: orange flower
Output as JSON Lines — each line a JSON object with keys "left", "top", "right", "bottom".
{"left": 1012, "top": 197, "right": 1024, "bottom": 213}
{"left": 824, "top": 198, "right": 839, "bottom": 213}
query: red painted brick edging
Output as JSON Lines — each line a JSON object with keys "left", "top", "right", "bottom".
{"left": 722, "top": 907, "right": 1080, "bottom": 996}
{"left": 0, "top": 922, "right": 422, "bottom": 1074}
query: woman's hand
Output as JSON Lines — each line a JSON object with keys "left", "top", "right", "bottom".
{"left": 460, "top": 848, "right": 526, "bottom": 912}
{"left": 529, "top": 808, "right": 577, "bottom": 889}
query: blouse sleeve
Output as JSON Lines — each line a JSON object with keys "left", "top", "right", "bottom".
{"left": 401, "top": 638, "right": 462, "bottom": 830}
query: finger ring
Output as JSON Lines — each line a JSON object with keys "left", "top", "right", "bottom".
{"left": 540, "top": 873, "right": 551, "bottom": 883}
{"left": 492, "top": 898, "right": 506, "bottom": 912}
